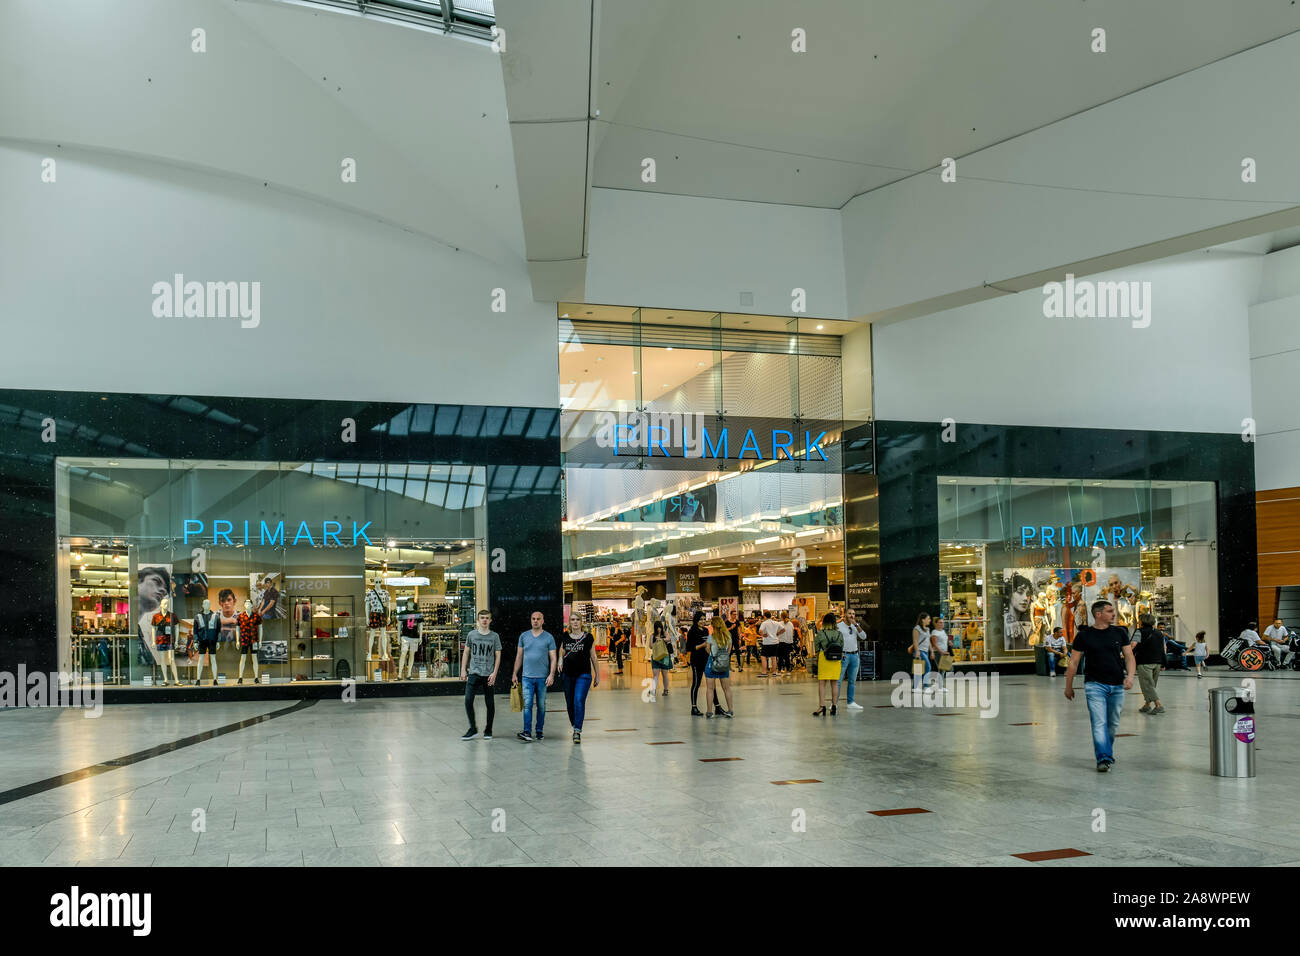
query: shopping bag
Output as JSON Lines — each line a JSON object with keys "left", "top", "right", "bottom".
{"left": 911, "top": 658, "right": 925, "bottom": 676}
{"left": 938, "top": 654, "right": 954, "bottom": 672}
{"left": 510, "top": 682, "right": 524, "bottom": 713}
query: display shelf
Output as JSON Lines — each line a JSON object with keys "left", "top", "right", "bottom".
{"left": 292, "top": 594, "right": 356, "bottom": 682}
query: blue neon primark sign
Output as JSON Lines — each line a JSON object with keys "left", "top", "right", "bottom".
{"left": 182, "top": 519, "right": 373, "bottom": 547}
{"left": 614, "top": 424, "right": 827, "bottom": 461}
{"left": 1020, "top": 525, "right": 1145, "bottom": 548}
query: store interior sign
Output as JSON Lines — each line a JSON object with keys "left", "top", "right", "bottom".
{"left": 1020, "top": 525, "right": 1145, "bottom": 548}
{"left": 181, "top": 519, "right": 374, "bottom": 546}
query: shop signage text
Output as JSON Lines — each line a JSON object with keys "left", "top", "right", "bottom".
{"left": 181, "top": 519, "right": 373, "bottom": 547}
{"left": 1020, "top": 525, "right": 1144, "bottom": 548}
{"left": 614, "top": 425, "right": 826, "bottom": 462}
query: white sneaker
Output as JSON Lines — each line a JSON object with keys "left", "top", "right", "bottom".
{"left": 846, "top": 702, "right": 864, "bottom": 711}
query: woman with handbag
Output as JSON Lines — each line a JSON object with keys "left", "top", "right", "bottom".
{"left": 686, "top": 610, "right": 711, "bottom": 716}
{"left": 910, "top": 613, "right": 933, "bottom": 692}
{"left": 649, "top": 620, "right": 673, "bottom": 701}
{"left": 929, "top": 617, "right": 950, "bottom": 690}
{"left": 812, "top": 612, "right": 844, "bottom": 716}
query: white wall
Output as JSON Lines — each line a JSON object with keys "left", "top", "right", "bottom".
{"left": 872, "top": 253, "right": 1259, "bottom": 433}
{"left": 841, "top": 31, "right": 1300, "bottom": 321}
{"left": 1250, "top": 244, "right": 1300, "bottom": 490}
{"left": 0, "top": 143, "right": 558, "bottom": 407}
{"left": 584, "top": 188, "right": 847, "bottom": 318}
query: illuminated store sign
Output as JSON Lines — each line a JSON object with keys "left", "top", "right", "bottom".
{"left": 1020, "top": 525, "right": 1145, "bottom": 548}
{"left": 182, "top": 519, "right": 373, "bottom": 547}
{"left": 615, "top": 425, "right": 827, "bottom": 461}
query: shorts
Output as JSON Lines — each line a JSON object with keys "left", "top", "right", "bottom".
{"left": 704, "top": 665, "right": 729, "bottom": 679}
{"left": 1194, "top": 654, "right": 1206, "bottom": 665}
{"left": 651, "top": 659, "right": 672, "bottom": 671}
{"left": 197, "top": 637, "right": 218, "bottom": 654}
{"left": 761, "top": 644, "right": 779, "bottom": 656}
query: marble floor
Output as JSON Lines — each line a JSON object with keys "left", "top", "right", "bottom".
{"left": 1, "top": 663, "right": 1297, "bottom": 867}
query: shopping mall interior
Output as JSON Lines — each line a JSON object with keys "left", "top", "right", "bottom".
{"left": 2, "top": 0, "right": 1300, "bottom": 886}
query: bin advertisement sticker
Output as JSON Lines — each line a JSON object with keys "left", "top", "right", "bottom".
{"left": 1233, "top": 716, "right": 1255, "bottom": 743}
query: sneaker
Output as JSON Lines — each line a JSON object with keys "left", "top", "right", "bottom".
{"left": 691, "top": 707, "right": 704, "bottom": 717}
{"left": 1139, "top": 703, "right": 1152, "bottom": 714}
{"left": 1153, "top": 704, "right": 1166, "bottom": 715}
{"left": 846, "top": 702, "right": 864, "bottom": 711}
{"left": 722, "top": 710, "right": 734, "bottom": 718}
{"left": 483, "top": 731, "right": 493, "bottom": 740}
{"left": 536, "top": 733, "right": 545, "bottom": 740}
{"left": 714, "top": 706, "right": 725, "bottom": 716}
{"left": 461, "top": 729, "right": 479, "bottom": 741}
{"left": 572, "top": 732, "right": 580, "bottom": 743}
{"left": 517, "top": 732, "right": 533, "bottom": 742}
{"left": 1096, "top": 761, "right": 1109, "bottom": 773}
{"left": 1198, "top": 673, "right": 1203, "bottom": 679}
{"left": 705, "top": 712, "right": 713, "bottom": 718}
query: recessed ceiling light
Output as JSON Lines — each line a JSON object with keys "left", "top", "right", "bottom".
{"left": 816, "top": 324, "right": 824, "bottom": 330}
{"left": 666, "top": 346, "right": 673, "bottom": 351}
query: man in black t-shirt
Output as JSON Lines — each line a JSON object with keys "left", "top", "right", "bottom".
{"left": 1064, "top": 600, "right": 1136, "bottom": 773}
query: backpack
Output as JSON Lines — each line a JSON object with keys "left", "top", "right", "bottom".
{"left": 821, "top": 629, "right": 844, "bottom": 661}
{"left": 710, "top": 639, "right": 731, "bottom": 671}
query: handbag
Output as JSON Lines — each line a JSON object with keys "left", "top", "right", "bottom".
{"left": 911, "top": 657, "right": 925, "bottom": 676}
{"left": 938, "top": 654, "right": 954, "bottom": 672}
{"left": 510, "top": 682, "right": 524, "bottom": 712}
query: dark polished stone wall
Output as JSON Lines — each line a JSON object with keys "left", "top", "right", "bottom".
{"left": 0, "top": 389, "right": 561, "bottom": 690}
{"left": 873, "top": 420, "right": 1256, "bottom": 676}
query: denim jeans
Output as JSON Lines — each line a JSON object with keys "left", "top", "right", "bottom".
{"left": 563, "top": 672, "right": 591, "bottom": 730}
{"left": 464, "top": 673, "right": 494, "bottom": 732}
{"left": 839, "top": 651, "right": 860, "bottom": 703}
{"left": 522, "top": 675, "right": 547, "bottom": 734}
{"left": 1084, "top": 681, "right": 1125, "bottom": 763}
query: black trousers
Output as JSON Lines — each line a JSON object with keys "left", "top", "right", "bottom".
{"left": 731, "top": 643, "right": 744, "bottom": 667}
{"left": 613, "top": 642, "right": 624, "bottom": 670}
{"left": 464, "top": 673, "right": 494, "bottom": 731}
{"left": 690, "top": 661, "right": 705, "bottom": 706}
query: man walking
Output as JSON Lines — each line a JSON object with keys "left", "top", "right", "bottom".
{"left": 512, "top": 611, "right": 556, "bottom": 742}
{"left": 460, "top": 609, "right": 501, "bottom": 740}
{"left": 758, "top": 610, "right": 781, "bottom": 677}
{"left": 1130, "top": 613, "right": 1166, "bottom": 715}
{"left": 1064, "top": 600, "right": 1136, "bottom": 772}
{"left": 837, "top": 609, "right": 865, "bottom": 710}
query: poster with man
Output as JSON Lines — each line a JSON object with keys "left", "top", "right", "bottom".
{"left": 250, "top": 572, "right": 285, "bottom": 620}
{"left": 135, "top": 563, "right": 173, "bottom": 665}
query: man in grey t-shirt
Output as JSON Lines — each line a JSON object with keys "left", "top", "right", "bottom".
{"left": 460, "top": 610, "right": 501, "bottom": 741}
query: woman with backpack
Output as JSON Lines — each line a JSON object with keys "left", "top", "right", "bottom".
{"left": 812, "top": 611, "right": 844, "bottom": 716}
{"left": 704, "top": 614, "right": 735, "bottom": 718}
{"left": 649, "top": 620, "right": 673, "bottom": 701}
{"left": 686, "top": 610, "right": 711, "bottom": 716}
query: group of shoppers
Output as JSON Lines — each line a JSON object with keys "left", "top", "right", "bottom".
{"left": 908, "top": 612, "right": 953, "bottom": 689}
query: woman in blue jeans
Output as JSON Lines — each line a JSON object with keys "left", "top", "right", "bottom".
{"left": 558, "top": 623, "right": 598, "bottom": 744}
{"left": 909, "top": 612, "right": 933, "bottom": 691}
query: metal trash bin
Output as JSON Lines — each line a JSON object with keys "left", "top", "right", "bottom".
{"left": 1209, "top": 686, "right": 1256, "bottom": 778}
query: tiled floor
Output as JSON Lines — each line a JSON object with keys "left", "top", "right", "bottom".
{"left": 1, "top": 664, "right": 1297, "bottom": 867}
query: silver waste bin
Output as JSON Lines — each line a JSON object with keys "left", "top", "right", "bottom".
{"left": 1209, "top": 686, "right": 1256, "bottom": 778}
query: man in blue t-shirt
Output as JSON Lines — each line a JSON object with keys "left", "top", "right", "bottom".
{"left": 1064, "top": 599, "right": 1136, "bottom": 773}
{"left": 511, "top": 611, "right": 556, "bottom": 742}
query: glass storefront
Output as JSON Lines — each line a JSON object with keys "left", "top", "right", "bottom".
{"left": 938, "top": 477, "right": 1217, "bottom": 662}
{"left": 559, "top": 307, "right": 850, "bottom": 645}
{"left": 55, "top": 459, "right": 488, "bottom": 686}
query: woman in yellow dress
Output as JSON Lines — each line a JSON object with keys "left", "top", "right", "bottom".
{"left": 812, "top": 611, "right": 845, "bottom": 716}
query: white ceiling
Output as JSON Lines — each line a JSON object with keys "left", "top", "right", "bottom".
{"left": 590, "top": 0, "right": 1300, "bottom": 208}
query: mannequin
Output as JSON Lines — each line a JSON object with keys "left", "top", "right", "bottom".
{"left": 236, "top": 600, "right": 262, "bottom": 684}
{"left": 152, "top": 597, "right": 180, "bottom": 686}
{"left": 191, "top": 599, "right": 221, "bottom": 686}
{"left": 366, "top": 583, "right": 390, "bottom": 661}
{"left": 633, "top": 586, "right": 651, "bottom": 661}
{"left": 396, "top": 608, "right": 423, "bottom": 679}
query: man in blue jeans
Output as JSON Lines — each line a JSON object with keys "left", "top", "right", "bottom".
{"left": 512, "top": 611, "right": 556, "bottom": 742}
{"left": 837, "top": 609, "right": 865, "bottom": 710}
{"left": 1064, "top": 600, "right": 1136, "bottom": 772}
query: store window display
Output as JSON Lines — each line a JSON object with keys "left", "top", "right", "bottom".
{"left": 191, "top": 599, "right": 221, "bottom": 686}
{"left": 151, "top": 597, "right": 180, "bottom": 686}
{"left": 235, "top": 601, "right": 262, "bottom": 684}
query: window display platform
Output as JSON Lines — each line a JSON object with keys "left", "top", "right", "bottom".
{"left": 93, "top": 677, "right": 474, "bottom": 705}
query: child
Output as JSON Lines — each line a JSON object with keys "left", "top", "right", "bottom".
{"left": 1192, "top": 630, "right": 1208, "bottom": 678}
